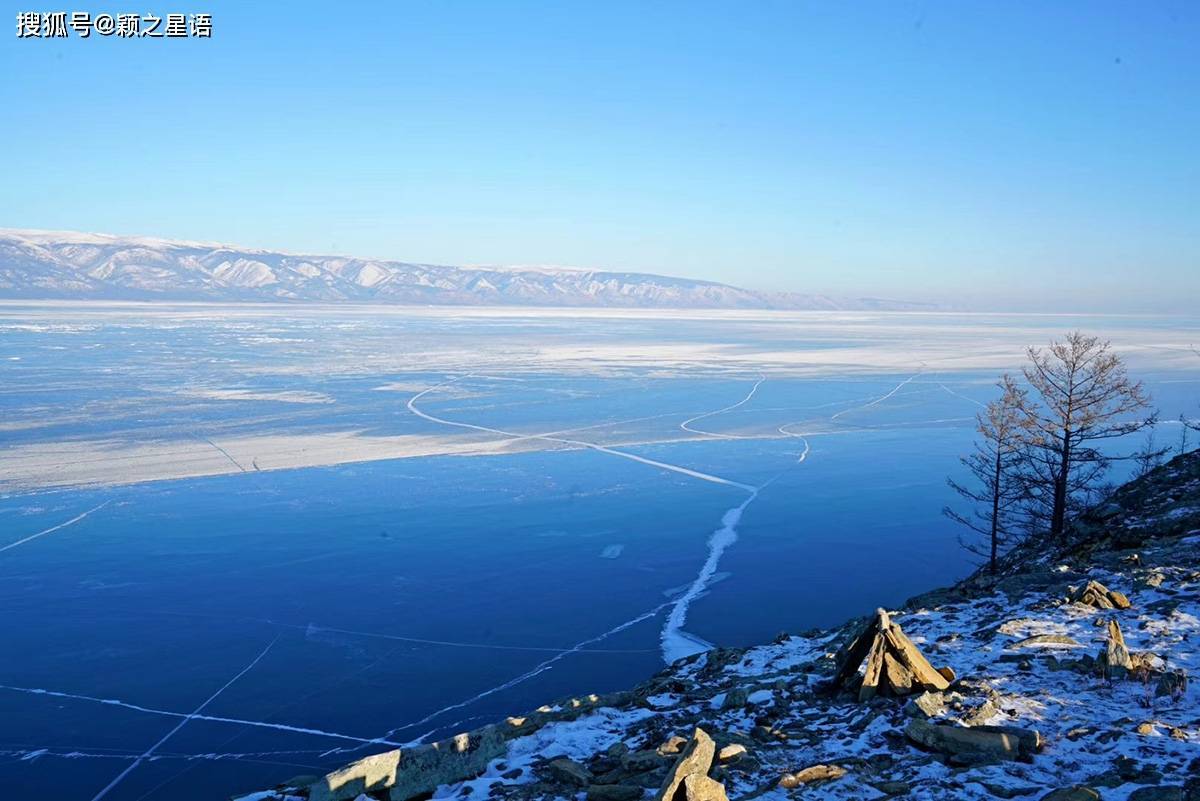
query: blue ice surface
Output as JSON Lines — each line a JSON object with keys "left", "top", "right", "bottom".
{"left": 0, "top": 308, "right": 1197, "bottom": 800}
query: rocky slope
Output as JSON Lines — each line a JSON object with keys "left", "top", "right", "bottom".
{"left": 0, "top": 229, "right": 933, "bottom": 310}
{"left": 240, "top": 451, "right": 1200, "bottom": 801}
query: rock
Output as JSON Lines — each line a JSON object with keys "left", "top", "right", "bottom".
{"left": 937, "top": 665, "right": 957, "bottom": 683}
{"left": 905, "top": 691, "right": 946, "bottom": 719}
{"left": 962, "top": 700, "right": 999, "bottom": 728}
{"left": 1008, "top": 634, "right": 1082, "bottom": 649}
{"left": 1128, "top": 789, "right": 1183, "bottom": 801}
{"left": 1073, "top": 580, "right": 1131, "bottom": 610}
{"left": 1103, "top": 619, "right": 1134, "bottom": 677}
{"left": 681, "top": 773, "right": 728, "bottom": 801}
{"left": 549, "top": 758, "right": 593, "bottom": 787}
{"left": 1040, "top": 789, "right": 1101, "bottom": 801}
{"left": 1156, "top": 670, "right": 1188, "bottom": 698}
{"left": 587, "top": 784, "right": 645, "bottom": 801}
{"left": 717, "top": 745, "right": 746, "bottom": 764}
{"left": 721, "top": 688, "right": 749, "bottom": 709}
{"left": 872, "top": 781, "right": 911, "bottom": 796}
{"left": 655, "top": 728, "right": 716, "bottom": 801}
{"left": 279, "top": 774, "right": 320, "bottom": 790}
{"left": 905, "top": 719, "right": 1040, "bottom": 761}
{"left": 309, "top": 750, "right": 401, "bottom": 801}
{"left": 977, "top": 782, "right": 1040, "bottom": 798}
{"left": 1136, "top": 722, "right": 1156, "bottom": 735}
{"left": 659, "top": 736, "right": 689, "bottom": 756}
{"left": 782, "top": 762, "right": 849, "bottom": 786}
{"left": 387, "top": 729, "right": 507, "bottom": 801}
{"left": 622, "top": 750, "right": 666, "bottom": 773}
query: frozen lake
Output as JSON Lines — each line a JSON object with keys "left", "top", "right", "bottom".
{"left": 1, "top": 304, "right": 1197, "bottom": 800}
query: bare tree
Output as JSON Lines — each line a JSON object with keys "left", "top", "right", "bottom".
{"left": 1133, "top": 429, "right": 1169, "bottom": 478}
{"left": 944, "top": 374, "right": 1028, "bottom": 574}
{"left": 1018, "top": 331, "right": 1156, "bottom": 541}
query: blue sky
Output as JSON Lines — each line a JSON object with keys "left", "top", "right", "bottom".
{"left": 2, "top": 1, "right": 1197, "bottom": 310}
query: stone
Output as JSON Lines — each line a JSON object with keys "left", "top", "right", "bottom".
{"left": 790, "top": 764, "right": 846, "bottom": 785}
{"left": 655, "top": 728, "right": 716, "bottom": 801}
{"left": 309, "top": 750, "right": 401, "bottom": 801}
{"left": 717, "top": 744, "right": 746, "bottom": 763}
{"left": 906, "top": 691, "right": 946, "bottom": 719}
{"left": 905, "top": 719, "right": 1039, "bottom": 761}
{"left": 721, "top": 688, "right": 749, "bottom": 709}
{"left": 622, "top": 750, "right": 666, "bottom": 773}
{"left": 1040, "top": 788, "right": 1101, "bottom": 801}
{"left": 681, "top": 773, "right": 728, "bottom": 801}
{"left": 937, "top": 666, "right": 957, "bottom": 683}
{"left": 587, "top": 784, "right": 645, "bottom": 801}
{"left": 1128, "top": 789, "right": 1183, "bottom": 801}
{"left": 548, "top": 758, "right": 593, "bottom": 787}
{"left": 659, "top": 736, "right": 689, "bottom": 756}
{"left": 1104, "top": 619, "right": 1134, "bottom": 677}
{"left": 977, "top": 782, "right": 1040, "bottom": 798}
{"left": 872, "top": 781, "right": 911, "bottom": 795}
{"left": 1136, "top": 722, "right": 1156, "bottom": 735}
{"left": 387, "top": 729, "right": 507, "bottom": 801}
{"left": 1156, "top": 670, "right": 1188, "bottom": 698}
{"left": 1008, "top": 634, "right": 1082, "bottom": 649}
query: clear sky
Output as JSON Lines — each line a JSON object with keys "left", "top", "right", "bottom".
{"left": 2, "top": 1, "right": 1197, "bottom": 311}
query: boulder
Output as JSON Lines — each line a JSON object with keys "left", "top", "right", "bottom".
{"left": 1155, "top": 670, "right": 1188, "bottom": 698}
{"left": 309, "top": 750, "right": 401, "bottom": 801}
{"left": 587, "top": 784, "right": 645, "bottom": 801}
{"left": 655, "top": 728, "right": 717, "bottom": 801}
{"left": 905, "top": 719, "right": 1040, "bottom": 762}
{"left": 787, "top": 765, "right": 846, "bottom": 785}
{"left": 717, "top": 744, "right": 746, "bottom": 764}
{"left": 1127, "top": 789, "right": 1183, "bottom": 801}
{"left": 681, "top": 773, "right": 728, "bottom": 801}
{"left": 386, "top": 729, "right": 506, "bottom": 801}
{"left": 1008, "top": 634, "right": 1082, "bottom": 649}
{"left": 1103, "top": 619, "right": 1134, "bottom": 678}
{"left": 548, "top": 758, "right": 593, "bottom": 787}
{"left": 1040, "top": 789, "right": 1101, "bottom": 801}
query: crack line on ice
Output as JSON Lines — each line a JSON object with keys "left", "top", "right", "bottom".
{"left": 679, "top": 376, "right": 765, "bottom": 439}
{"left": 305, "top": 623, "right": 656, "bottom": 653}
{"left": 0, "top": 501, "right": 110, "bottom": 554}
{"left": 0, "top": 683, "right": 401, "bottom": 748}
{"left": 326, "top": 602, "right": 672, "bottom": 759}
{"left": 408, "top": 377, "right": 754, "bottom": 491}
{"left": 89, "top": 636, "right": 279, "bottom": 801}
{"left": 829, "top": 369, "right": 922, "bottom": 421}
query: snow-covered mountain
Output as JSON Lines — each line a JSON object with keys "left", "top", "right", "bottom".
{"left": 0, "top": 229, "right": 932, "bottom": 310}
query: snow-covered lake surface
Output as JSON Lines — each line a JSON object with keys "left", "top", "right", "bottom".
{"left": 0, "top": 303, "right": 1197, "bottom": 800}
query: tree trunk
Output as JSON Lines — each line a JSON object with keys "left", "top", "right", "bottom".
{"left": 1051, "top": 429, "right": 1070, "bottom": 539}
{"left": 989, "top": 451, "right": 1001, "bottom": 573}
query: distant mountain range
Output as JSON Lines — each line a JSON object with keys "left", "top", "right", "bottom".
{"left": 0, "top": 229, "right": 934, "bottom": 311}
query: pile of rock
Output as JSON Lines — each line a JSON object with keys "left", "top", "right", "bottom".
{"left": 1073, "top": 579, "right": 1132, "bottom": 610}
{"left": 832, "top": 608, "right": 954, "bottom": 700}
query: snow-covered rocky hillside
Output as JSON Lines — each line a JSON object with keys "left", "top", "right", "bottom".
{"left": 241, "top": 450, "right": 1200, "bottom": 801}
{"left": 0, "top": 229, "right": 932, "bottom": 310}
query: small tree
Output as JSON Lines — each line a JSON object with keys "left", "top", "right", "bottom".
{"left": 1133, "top": 429, "right": 1168, "bottom": 478}
{"left": 1018, "top": 331, "right": 1156, "bottom": 540}
{"left": 944, "top": 374, "right": 1028, "bottom": 574}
